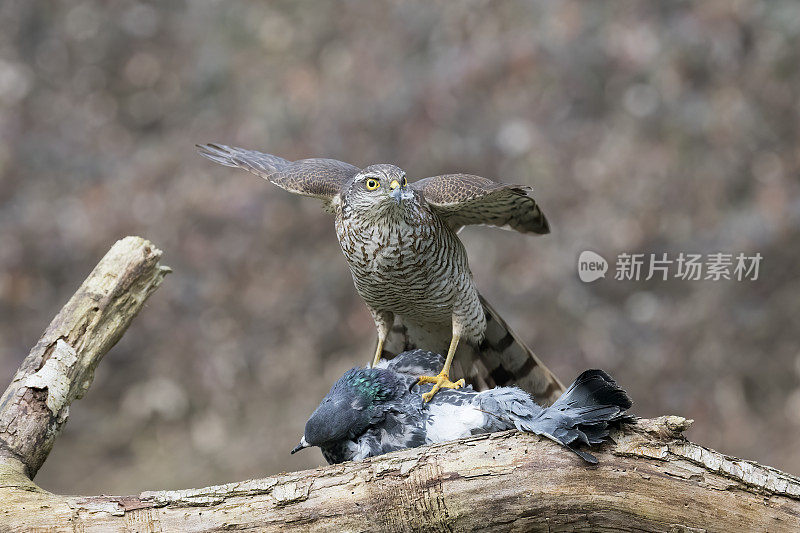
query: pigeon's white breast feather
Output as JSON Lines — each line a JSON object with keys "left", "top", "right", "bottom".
{"left": 425, "top": 403, "right": 486, "bottom": 443}
{"left": 352, "top": 440, "right": 373, "bottom": 461}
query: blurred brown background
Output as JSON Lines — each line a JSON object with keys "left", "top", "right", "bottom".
{"left": 1, "top": 1, "right": 798, "bottom": 494}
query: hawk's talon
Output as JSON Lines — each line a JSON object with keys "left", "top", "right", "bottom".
{"left": 418, "top": 373, "right": 465, "bottom": 402}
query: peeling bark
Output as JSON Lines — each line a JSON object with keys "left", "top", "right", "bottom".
{"left": 0, "top": 236, "right": 170, "bottom": 478}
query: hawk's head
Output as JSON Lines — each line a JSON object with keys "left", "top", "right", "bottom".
{"left": 342, "top": 164, "right": 417, "bottom": 218}
{"left": 291, "top": 367, "right": 405, "bottom": 454}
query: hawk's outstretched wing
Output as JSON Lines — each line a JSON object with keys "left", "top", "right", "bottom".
{"left": 197, "top": 144, "right": 360, "bottom": 212}
{"left": 411, "top": 174, "right": 549, "bottom": 234}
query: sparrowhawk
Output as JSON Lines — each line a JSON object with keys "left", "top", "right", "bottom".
{"left": 290, "top": 349, "right": 633, "bottom": 464}
{"left": 197, "top": 144, "right": 564, "bottom": 403}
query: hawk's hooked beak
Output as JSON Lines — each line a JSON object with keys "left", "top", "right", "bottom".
{"left": 389, "top": 179, "right": 402, "bottom": 205}
{"left": 290, "top": 436, "right": 310, "bottom": 454}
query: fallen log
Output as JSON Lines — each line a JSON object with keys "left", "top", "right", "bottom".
{"left": 2, "top": 417, "right": 799, "bottom": 532}
{"left": 0, "top": 237, "right": 798, "bottom": 532}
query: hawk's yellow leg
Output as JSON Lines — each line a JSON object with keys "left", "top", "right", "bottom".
{"left": 418, "top": 333, "right": 465, "bottom": 402}
{"left": 369, "top": 309, "right": 392, "bottom": 368}
{"left": 370, "top": 337, "right": 384, "bottom": 368}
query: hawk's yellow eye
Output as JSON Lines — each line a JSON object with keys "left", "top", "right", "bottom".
{"left": 402, "top": 176, "right": 407, "bottom": 187}
{"left": 366, "top": 178, "right": 380, "bottom": 191}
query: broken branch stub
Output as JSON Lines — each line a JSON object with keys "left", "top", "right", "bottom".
{"left": 0, "top": 236, "right": 170, "bottom": 479}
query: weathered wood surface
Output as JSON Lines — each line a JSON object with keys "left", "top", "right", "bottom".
{"left": 0, "top": 236, "right": 170, "bottom": 478}
{"left": 1, "top": 236, "right": 799, "bottom": 532}
{"left": 0, "top": 417, "right": 799, "bottom": 532}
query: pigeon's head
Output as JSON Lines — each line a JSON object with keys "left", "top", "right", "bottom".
{"left": 291, "top": 367, "right": 405, "bottom": 454}
{"left": 344, "top": 164, "right": 416, "bottom": 218}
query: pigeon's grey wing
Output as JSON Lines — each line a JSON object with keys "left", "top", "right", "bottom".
{"left": 472, "top": 386, "right": 544, "bottom": 432}
{"left": 371, "top": 410, "right": 427, "bottom": 455}
{"left": 378, "top": 349, "right": 445, "bottom": 378}
{"left": 410, "top": 174, "right": 549, "bottom": 234}
{"left": 197, "top": 144, "right": 360, "bottom": 212}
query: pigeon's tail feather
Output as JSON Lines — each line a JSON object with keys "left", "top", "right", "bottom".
{"left": 548, "top": 369, "right": 633, "bottom": 426}
{"left": 530, "top": 369, "right": 633, "bottom": 462}
{"left": 475, "top": 370, "right": 632, "bottom": 463}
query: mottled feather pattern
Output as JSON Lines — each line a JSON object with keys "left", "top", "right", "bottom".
{"left": 411, "top": 174, "right": 550, "bottom": 234}
{"left": 411, "top": 174, "right": 508, "bottom": 203}
{"left": 301, "top": 350, "right": 633, "bottom": 464}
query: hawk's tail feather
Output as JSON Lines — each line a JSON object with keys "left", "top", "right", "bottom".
{"left": 381, "top": 295, "right": 564, "bottom": 404}
{"left": 473, "top": 294, "right": 564, "bottom": 404}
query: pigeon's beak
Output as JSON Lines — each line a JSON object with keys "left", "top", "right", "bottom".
{"left": 389, "top": 180, "right": 402, "bottom": 204}
{"left": 290, "top": 436, "right": 310, "bottom": 454}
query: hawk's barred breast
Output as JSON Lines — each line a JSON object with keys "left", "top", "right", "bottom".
{"left": 335, "top": 195, "right": 486, "bottom": 343}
